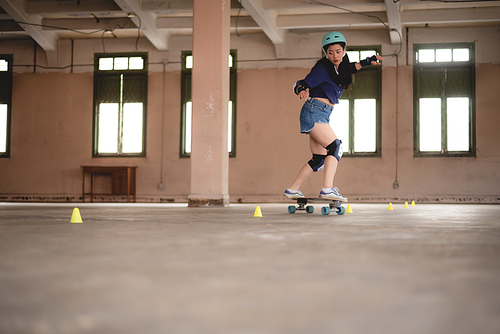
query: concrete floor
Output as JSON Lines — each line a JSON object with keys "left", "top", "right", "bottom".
{"left": 0, "top": 202, "right": 499, "bottom": 334}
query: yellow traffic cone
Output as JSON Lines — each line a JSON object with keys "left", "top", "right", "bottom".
{"left": 70, "top": 208, "right": 83, "bottom": 223}
{"left": 346, "top": 204, "right": 353, "bottom": 214}
{"left": 411, "top": 200, "right": 416, "bottom": 207}
{"left": 404, "top": 201, "right": 409, "bottom": 208}
{"left": 388, "top": 203, "right": 394, "bottom": 211}
{"left": 254, "top": 206, "right": 263, "bottom": 217}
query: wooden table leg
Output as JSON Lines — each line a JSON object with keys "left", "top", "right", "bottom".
{"left": 90, "top": 173, "right": 94, "bottom": 203}
{"left": 82, "top": 170, "right": 85, "bottom": 202}
{"left": 126, "top": 168, "right": 130, "bottom": 203}
{"left": 133, "top": 168, "right": 136, "bottom": 203}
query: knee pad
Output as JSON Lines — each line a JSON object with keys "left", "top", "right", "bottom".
{"left": 326, "top": 139, "right": 343, "bottom": 161}
{"left": 308, "top": 154, "right": 326, "bottom": 172}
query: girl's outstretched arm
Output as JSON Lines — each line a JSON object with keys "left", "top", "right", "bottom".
{"left": 354, "top": 54, "right": 385, "bottom": 70}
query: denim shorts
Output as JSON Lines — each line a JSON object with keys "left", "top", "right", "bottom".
{"left": 299, "top": 98, "right": 333, "bottom": 134}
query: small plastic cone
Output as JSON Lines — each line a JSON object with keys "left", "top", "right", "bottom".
{"left": 254, "top": 206, "right": 263, "bottom": 217}
{"left": 411, "top": 200, "right": 416, "bottom": 207}
{"left": 346, "top": 204, "right": 353, "bottom": 214}
{"left": 388, "top": 203, "right": 394, "bottom": 211}
{"left": 404, "top": 201, "right": 409, "bottom": 208}
{"left": 70, "top": 208, "right": 83, "bottom": 223}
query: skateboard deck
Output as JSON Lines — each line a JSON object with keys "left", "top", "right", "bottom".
{"left": 287, "top": 197, "right": 347, "bottom": 215}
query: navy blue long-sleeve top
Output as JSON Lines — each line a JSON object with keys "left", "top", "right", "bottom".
{"left": 295, "top": 57, "right": 358, "bottom": 105}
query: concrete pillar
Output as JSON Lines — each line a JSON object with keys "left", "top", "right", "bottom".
{"left": 188, "top": 0, "right": 231, "bottom": 207}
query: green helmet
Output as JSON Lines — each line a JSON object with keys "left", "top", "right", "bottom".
{"left": 322, "top": 31, "right": 346, "bottom": 49}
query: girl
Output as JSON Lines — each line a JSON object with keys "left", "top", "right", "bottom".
{"left": 284, "top": 31, "right": 383, "bottom": 200}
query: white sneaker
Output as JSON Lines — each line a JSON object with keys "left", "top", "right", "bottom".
{"left": 284, "top": 189, "right": 305, "bottom": 199}
{"left": 319, "top": 187, "right": 347, "bottom": 201}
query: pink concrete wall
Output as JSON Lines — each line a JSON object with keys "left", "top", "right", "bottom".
{"left": 1, "top": 71, "right": 191, "bottom": 202}
{"left": 1, "top": 39, "right": 499, "bottom": 203}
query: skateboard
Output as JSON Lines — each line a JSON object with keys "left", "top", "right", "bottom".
{"left": 287, "top": 197, "right": 347, "bottom": 215}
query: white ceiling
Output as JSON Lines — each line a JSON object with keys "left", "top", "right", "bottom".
{"left": 0, "top": 0, "right": 499, "bottom": 53}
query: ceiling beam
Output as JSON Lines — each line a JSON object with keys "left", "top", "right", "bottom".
{"left": 114, "top": 0, "right": 170, "bottom": 51}
{"left": 156, "top": 16, "right": 258, "bottom": 31}
{"left": 42, "top": 18, "right": 137, "bottom": 32}
{"left": 241, "top": 0, "right": 285, "bottom": 44}
{"left": 401, "top": 0, "right": 500, "bottom": 11}
{"left": 385, "top": 0, "right": 402, "bottom": 45}
{"left": 0, "top": 0, "right": 58, "bottom": 65}
{"left": 402, "top": 7, "right": 500, "bottom": 26}
{"left": 40, "top": 16, "right": 259, "bottom": 34}
{"left": 277, "top": 6, "right": 500, "bottom": 31}
{"left": 274, "top": 4, "right": 386, "bottom": 16}
{"left": 25, "top": 0, "right": 122, "bottom": 14}
{"left": 277, "top": 13, "right": 387, "bottom": 30}
{"left": 263, "top": 0, "right": 376, "bottom": 10}
{"left": 240, "top": 0, "right": 286, "bottom": 57}
{"left": 141, "top": 0, "right": 193, "bottom": 12}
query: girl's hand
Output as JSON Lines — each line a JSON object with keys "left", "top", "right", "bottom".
{"left": 298, "top": 90, "right": 309, "bottom": 100}
{"left": 372, "top": 55, "right": 384, "bottom": 65}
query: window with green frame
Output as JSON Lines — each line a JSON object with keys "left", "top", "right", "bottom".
{"left": 413, "top": 43, "right": 475, "bottom": 157}
{"left": 0, "top": 54, "right": 13, "bottom": 158}
{"left": 93, "top": 53, "right": 148, "bottom": 157}
{"left": 329, "top": 46, "right": 382, "bottom": 156}
{"left": 180, "top": 50, "right": 237, "bottom": 158}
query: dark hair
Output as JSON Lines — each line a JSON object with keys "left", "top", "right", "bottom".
{"left": 316, "top": 50, "right": 352, "bottom": 89}
{"left": 322, "top": 42, "right": 346, "bottom": 55}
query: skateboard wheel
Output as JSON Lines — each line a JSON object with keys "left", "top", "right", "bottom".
{"left": 336, "top": 206, "right": 346, "bottom": 215}
{"left": 306, "top": 206, "right": 314, "bottom": 214}
{"left": 288, "top": 205, "right": 296, "bottom": 214}
{"left": 321, "top": 206, "right": 331, "bottom": 215}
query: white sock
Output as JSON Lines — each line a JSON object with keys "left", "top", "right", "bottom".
{"left": 322, "top": 187, "right": 331, "bottom": 193}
